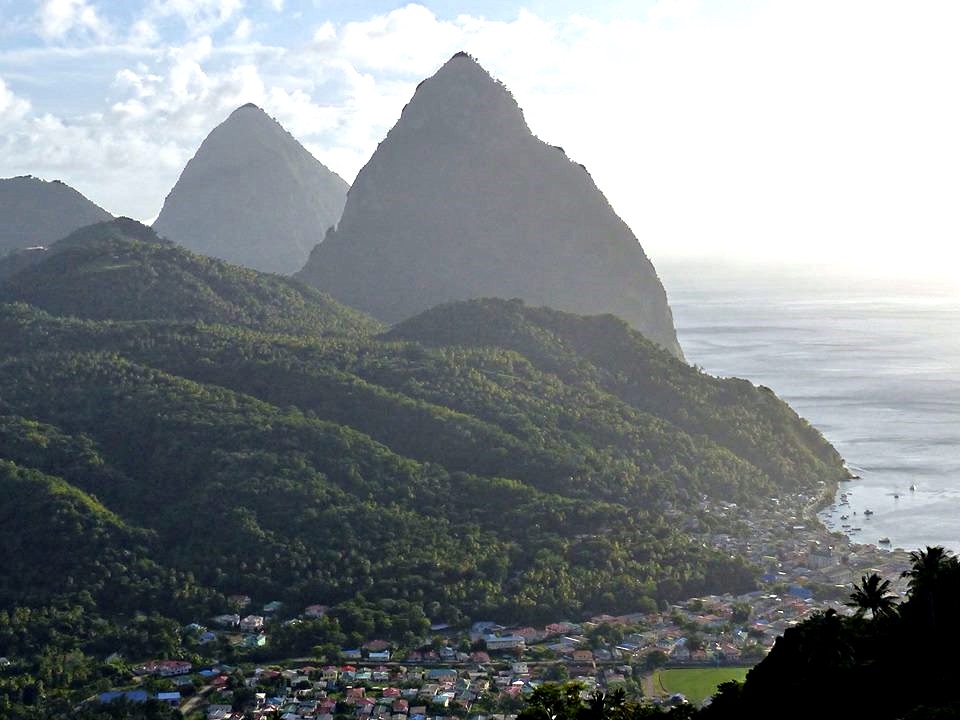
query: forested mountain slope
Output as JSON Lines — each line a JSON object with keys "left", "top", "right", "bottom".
{"left": 0, "top": 218, "right": 379, "bottom": 338}
{"left": 0, "top": 224, "right": 847, "bottom": 626}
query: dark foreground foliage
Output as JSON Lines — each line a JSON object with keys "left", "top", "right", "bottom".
{"left": 696, "top": 546, "right": 960, "bottom": 719}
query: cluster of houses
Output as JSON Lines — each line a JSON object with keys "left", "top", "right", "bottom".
{"left": 93, "top": 487, "right": 922, "bottom": 717}
{"left": 197, "top": 658, "right": 544, "bottom": 720}
{"left": 691, "top": 493, "right": 914, "bottom": 601}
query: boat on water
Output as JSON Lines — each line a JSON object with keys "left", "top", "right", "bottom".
{"left": 879, "top": 537, "right": 891, "bottom": 544}
{"left": 864, "top": 509, "right": 874, "bottom": 516}
{"left": 840, "top": 514, "right": 849, "bottom": 520}
{"left": 910, "top": 484, "right": 918, "bottom": 491}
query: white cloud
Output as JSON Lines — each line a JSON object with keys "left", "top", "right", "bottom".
{"left": 3, "top": 1, "right": 959, "bottom": 279}
{"left": 0, "top": 77, "right": 31, "bottom": 125}
{"left": 129, "top": 19, "right": 160, "bottom": 46}
{"left": 38, "top": 0, "right": 111, "bottom": 41}
{"left": 232, "top": 17, "right": 252, "bottom": 41}
{"left": 144, "top": 0, "right": 244, "bottom": 37}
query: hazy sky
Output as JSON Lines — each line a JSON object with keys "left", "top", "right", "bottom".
{"left": 1, "top": 0, "right": 957, "bottom": 280}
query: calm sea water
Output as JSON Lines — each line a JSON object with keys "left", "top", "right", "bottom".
{"left": 658, "top": 261, "right": 960, "bottom": 554}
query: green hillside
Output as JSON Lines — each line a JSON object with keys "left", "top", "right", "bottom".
{"left": 0, "top": 226, "right": 847, "bottom": 624}
{"left": 0, "top": 218, "right": 380, "bottom": 338}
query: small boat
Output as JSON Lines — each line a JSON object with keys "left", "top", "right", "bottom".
{"left": 910, "top": 484, "right": 917, "bottom": 492}
{"left": 851, "top": 527, "right": 862, "bottom": 532}
{"left": 840, "top": 515, "right": 849, "bottom": 520}
{"left": 879, "top": 537, "right": 891, "bottom": 544}
{"left": 864, "top": 509, "right": 874, "bottom": 516}
{"left": 893, "top": 494, "right": 900, "bottom": 499}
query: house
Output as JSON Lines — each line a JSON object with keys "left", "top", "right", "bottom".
{"left": 243, "top": 634, "right": 267, "bottom": 648}
{"left": 483, "top": 635, "right": 525, "bottom": 651}
{"left": 263, "top": 601, "right": 284, "bottom": 614}
{"left": 305, "top": 604, "right": 329, "bottom": 618}
{"left": 207, "top": 705, "right": 233, "bottom": 720}
{"left": 345, "top": 687, "right": 366, "bottom": 703}
{"left": 157, "top": 692, "right": 182, "bottom": 707}
{"left": 212, "top": 614, "right": 240, "bottom": 628}
{"left": 545, "top": 622, "right": 580, "bottom": 636}
{"left": 99, "top": 690, "right": 149, "bottom": 704}
{"left": 470, "top": 621, "right": 505, "bottom": 641}
{"left": 426, "top": 669, "right": 458, "bottom": 683}
{"left": 240, "top": 615, "right": 265, "bottom": 632}
{"left": 319, "top": 698, "right": 337, "bottom": 714}
{"left": 157, "top": 660, "right": 193, "bottom": 677}
{"left": 368, "top": 650, "right": 391, "bottom": 661}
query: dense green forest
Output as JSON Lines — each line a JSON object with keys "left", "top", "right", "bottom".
{"left": 0, "top": 220, "right": 848, "bottom": 716}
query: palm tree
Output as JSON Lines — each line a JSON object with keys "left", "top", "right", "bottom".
{"left": 901, "top": 545, "right": 957, "bottom": 626}
{"left": 846, "top": 573, "right": 898, "bottom": 620}
{"left": 902, "top": 546, "right": 954, "bottom": 595}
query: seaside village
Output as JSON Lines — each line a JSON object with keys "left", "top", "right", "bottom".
{"left": 90, "top": 489, "right": 912, "bottom": 718}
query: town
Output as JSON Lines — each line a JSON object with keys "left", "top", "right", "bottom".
{"left": 82, "top": 485, "right": 913, "bottom": 718}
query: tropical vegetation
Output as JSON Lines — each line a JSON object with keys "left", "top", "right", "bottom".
{"left": 0, "top": 219, "right": 850, "bottom": 717}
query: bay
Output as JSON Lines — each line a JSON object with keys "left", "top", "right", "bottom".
{"left": 658, "top": 261, "right": 960, "bottom": 553}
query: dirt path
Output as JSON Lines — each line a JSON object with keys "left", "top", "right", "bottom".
{"left": 640, "top": 672, "right": 663, "bottom": 699}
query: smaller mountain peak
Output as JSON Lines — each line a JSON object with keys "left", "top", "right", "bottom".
{"left": 448, "top": 50, "right": 480, "bottom": 65}
{"left": 228, "top": 103, "right": 268, "bottom": 121}
{"left": 434, "top": 51, "right": 493, "bottom": 80}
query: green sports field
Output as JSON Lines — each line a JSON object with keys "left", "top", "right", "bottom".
{"left": 653, "top": 667, "right": 751, "bottom": 704}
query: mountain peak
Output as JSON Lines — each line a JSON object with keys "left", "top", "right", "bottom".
{"left": 153, "top": 105, "right": 348, "bottom": 274}
{"left": 0, "top": 176, "right": 113, "bottom": 255}
{"left": 298, "top": 55, "right": 683, "bottom": 358}
{"left": 394, "top": 52, "right": 529, "bottom": 140}
{"left": 435, "top": 50, "right": 489, "bottom": 77}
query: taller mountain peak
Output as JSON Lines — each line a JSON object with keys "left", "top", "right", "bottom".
{"left": 298, "top": 55, "right": 683, "bottom": 358}
{"left": 153, "top": 104, "right": 348, "bottom": 275}
{"left": 391, "top": 51, "right": 530, "bottom": 143}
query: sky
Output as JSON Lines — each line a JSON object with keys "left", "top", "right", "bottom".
{"left": 1, "top": 0, "right": 958, "bottom": 282}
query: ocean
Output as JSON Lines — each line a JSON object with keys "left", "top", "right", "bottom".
{"left": 658, "top": 261, "right": 960, "bottom": 554}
